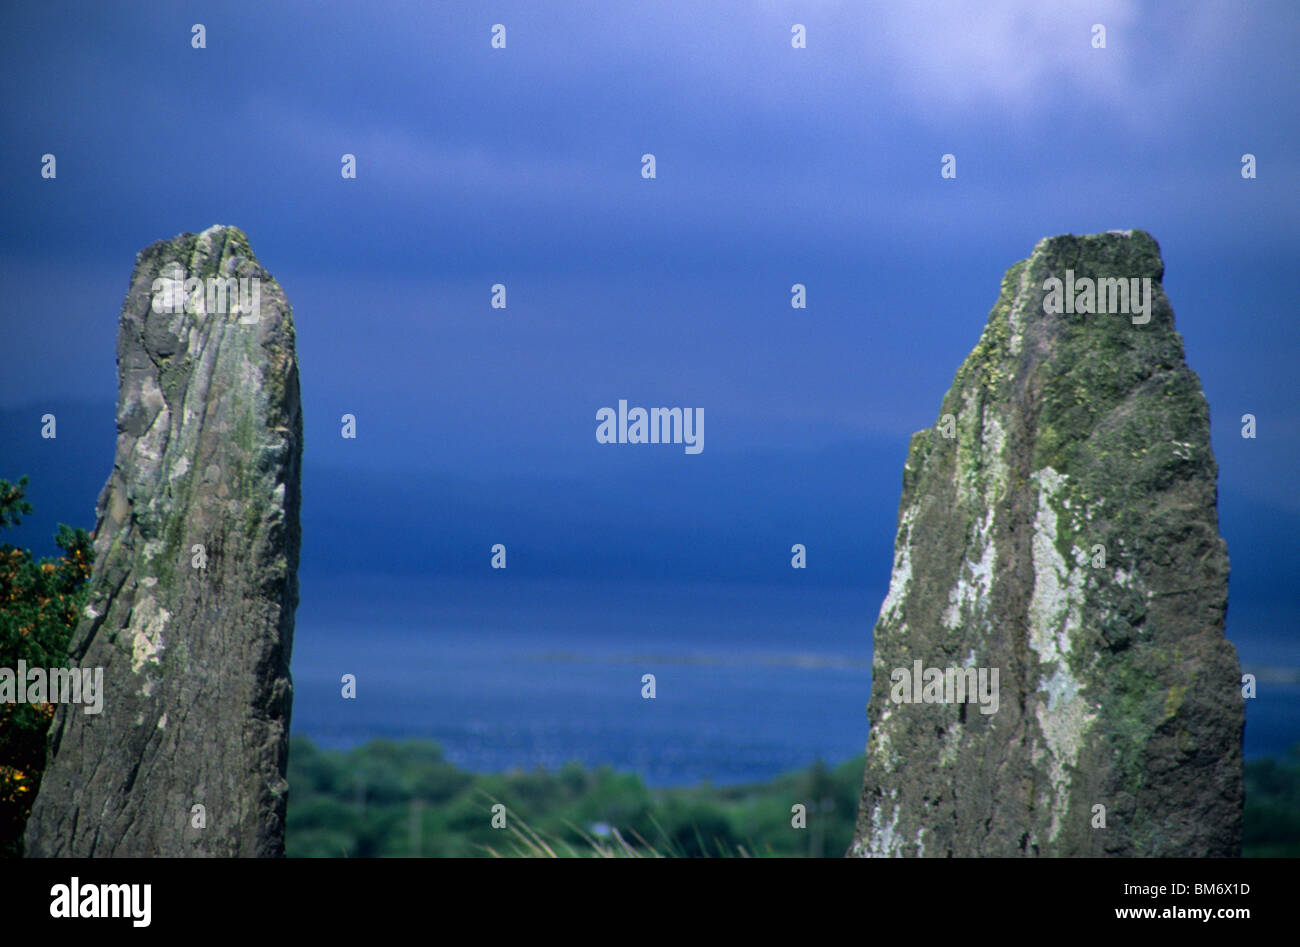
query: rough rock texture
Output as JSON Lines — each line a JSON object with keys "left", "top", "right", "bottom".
{"left": 25, "top": 226, "right": 302, "bottom": 856}
{"left": 850, "top": 231, "right": 1243, "bottom": 857}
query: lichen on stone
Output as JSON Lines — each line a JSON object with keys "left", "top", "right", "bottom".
{"left": 25, "top": 226, "right": 303, "bottom": 857}
{"left": 851, "top": 231, "right": 1243, "bottom": 857}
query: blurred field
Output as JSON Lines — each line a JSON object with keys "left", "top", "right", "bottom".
{"left": 286, "top": 737, "right": 1300, "bottom": 858}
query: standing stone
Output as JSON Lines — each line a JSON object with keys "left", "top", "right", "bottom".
{"left": 850, "top": 231, "right": 1243, "bottom": 857}
{"left": 25, "top": 226, "right": 302, "bottom": 856}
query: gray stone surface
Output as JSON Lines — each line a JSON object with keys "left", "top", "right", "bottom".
{"left": 850, "top": 231, "right": 1243, "bottom": 857}
{"left": 25, "top": 226, "right": 302, "bottom": 856}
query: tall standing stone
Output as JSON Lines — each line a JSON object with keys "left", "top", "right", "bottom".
{"left": 25, "top": 226, "right": 302, "bottom": 856}
{"left": 851, "top": 231, "right": 1243, "bottom": 857}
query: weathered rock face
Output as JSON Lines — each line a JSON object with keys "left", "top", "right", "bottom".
{"left": 25, "top": 226, "right": 302, "bottom": 856}
{"left": 851, "top": 231, "right": 1243, "bottom": 857}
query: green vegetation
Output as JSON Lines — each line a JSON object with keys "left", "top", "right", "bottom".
{"left": 1243, "top": 743, "right": 1300, "bottom": 858}
{"left": 288, "top": 736, "right": 1300, "bottom": 857}
{"left": 287, "top": 737, "right": 863, "bottom": 857}
{"left": 0, "top": 477, "right": 92, "bottom": 857}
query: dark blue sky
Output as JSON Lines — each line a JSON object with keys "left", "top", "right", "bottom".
{"left": 1, "top": 2, "right": 1296, "bottom": 664}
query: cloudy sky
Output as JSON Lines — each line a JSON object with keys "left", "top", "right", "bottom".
{"left": 1, "top": 1, "right": 1296, "bottom": 663}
